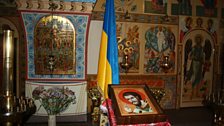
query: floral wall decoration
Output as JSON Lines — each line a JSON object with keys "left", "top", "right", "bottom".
{"left": 144, "top": 25, "right": 177, "bottom": 74}
{"left": 114, "top": 0, "right": 138, "bottom": 12}
{"left": 117, "top": 23, "right": 140, "bottom": 73}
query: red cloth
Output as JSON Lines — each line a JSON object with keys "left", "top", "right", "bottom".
{"left": 105, "top": 99, "right": 171, "bottom": 126}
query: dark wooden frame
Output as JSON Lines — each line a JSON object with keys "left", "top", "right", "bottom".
{"left": 108, "top": 84, "right": 167, "bottom": 125}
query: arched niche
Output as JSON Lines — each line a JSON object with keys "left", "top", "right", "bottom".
{"left": 34, "top": 15, "right": 76, "bottom": 75}
{"left": 0, "top": 18, "right": 19, "bottom": 37}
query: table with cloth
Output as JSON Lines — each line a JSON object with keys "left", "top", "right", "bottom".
{"left": 104, "top": 99, "right": 171, "bottom": 126}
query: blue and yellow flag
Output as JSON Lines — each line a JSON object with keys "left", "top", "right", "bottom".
{"left": 97, "top": 0, "right": 119, "bottom": 98}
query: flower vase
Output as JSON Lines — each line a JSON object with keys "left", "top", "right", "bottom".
{"left": 48, "top": 115, "right": 56, "bottom": 126}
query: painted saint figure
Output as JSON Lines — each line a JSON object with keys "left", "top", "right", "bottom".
{"left": 156, "top": 26, "right": 166, "bottom": 52}
{"left": 185, "top": 34, "right": 205, "bottom": 98}
{"left": 195, "top": 17, "right": 203, "bottom": 28}
{"left": 207, "top": 19, "right": 217, "bottom": 44}
{"left": 180, "top": 17, "right": 193, "bottom": 43}
{"left": 123, "top": 92, "right": 152, "bottom": 114}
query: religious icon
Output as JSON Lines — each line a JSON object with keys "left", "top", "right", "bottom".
{"left": 110, "top": 85, "right": 159, "bottom": 116}
{"left": 144, "top": 25, "right": 176, "bottom": 74}
{"left": 181, "top": 29, "right": 214, "bottom": 107}
{"left": 108, "top": 84, "right": 166, "bottom": 125}
{"left": 34, "top": 15, "right": 76, "bottom": 74}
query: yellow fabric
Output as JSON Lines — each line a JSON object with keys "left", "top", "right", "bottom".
{"left": 97, "top": 31, "right": 112, "bottom": 98}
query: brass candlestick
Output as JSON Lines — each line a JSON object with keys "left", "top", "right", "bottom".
{"left": 120, "top": 55, "right": 132, "bottom": 73}
{"left": 88, "top": 86, "right": 103, "bottom": 123}
{"left": 160, "top": 56, "right": 171, "bottom": 73}
{"left": 0, "top": 30, "right": 36, "bottom": 126}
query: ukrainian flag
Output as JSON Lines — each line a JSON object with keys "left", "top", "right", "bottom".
{"left": 97, "top": 0, "right": 120, "bottom": 98}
